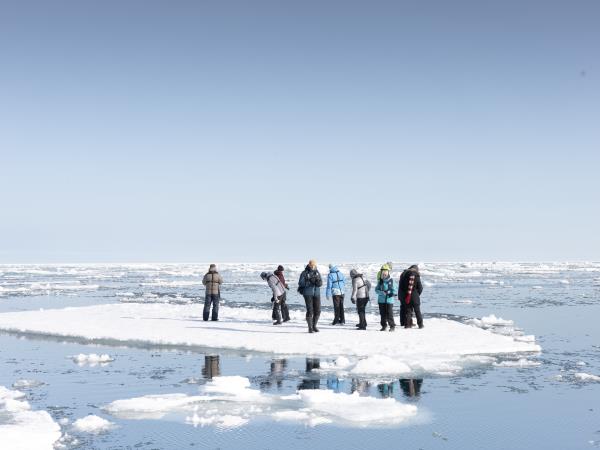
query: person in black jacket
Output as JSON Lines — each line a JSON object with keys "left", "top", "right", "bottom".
{"left": 398, "top": 265, "right": 424, "bottom": 328}
{"left": 298, "top": 259, "right": 323, "bottom": 333}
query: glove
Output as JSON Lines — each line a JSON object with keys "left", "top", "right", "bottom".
{"left": 351, "top": 298, "right": 356, "bottom": 304}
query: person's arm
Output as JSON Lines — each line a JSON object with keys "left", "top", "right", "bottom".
{"left": 202, "top": 274, "right": 208, "bottom": 286}
{"left": 268, "top": 277, "right": 278, "bottom": 296}
{"left": 325, "top": 273, "right": 332, "bottom": 299}
{"left": 351, "top": 278, "right": 358, "bottom": 301}
{"left": 417, "top": 275, "right": 423, "bottom": 295}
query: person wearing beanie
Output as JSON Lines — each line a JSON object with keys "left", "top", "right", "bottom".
{"left": 375, "top": 267, "right": 397, "bottom": 331}
{"left": 273, "top": 265, "right": 290, "bottom": 322}
{"left": 261, "top": 271, "right": 287, "bottom": 325}
{"left": 376, "top": 261, "right": 394, "bottom": 282}
{"left": 326, "top": 264, "right": 346, "bottom": 325}
{"left": 202, "top": 264, "right": 223, "bottom": 321}
{"left": 298, "top": 259, "right": 323, "bottom": 333}
{"left": 350, "top": 268, "right": 371, "bottom": 330}
{"left": 398, "top": 264, "right": 424, "bottom": 328}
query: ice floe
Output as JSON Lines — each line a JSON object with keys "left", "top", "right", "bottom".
{"left": 0, "top": 386, "right": 62, "bottom": 450}
{"left": 104, "top": 376, "right": 417, "bottom": 428}
{"left": 11, "top": 379, "right": 45, "bottom": 389}
{"left": 0, "top": 304, "right": 540, "bottom": 377}
{"left": 70, "top": 353, "right": 114, "bottom": 366}
{"left": 574, "top": 372, "right": 600, "bottom": 383}
{"left": 72, "top": 415, "right": 115, "bottom": 434}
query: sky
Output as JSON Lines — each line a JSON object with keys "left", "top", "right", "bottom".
{"left": 1, "top": 0, "right": 599, "bottom": 262}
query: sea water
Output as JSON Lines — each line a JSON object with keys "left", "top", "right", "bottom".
{"left": 0, "top": 262, "right": 599, "bottom": 449}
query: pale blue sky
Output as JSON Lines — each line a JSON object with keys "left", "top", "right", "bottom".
{"left": 1, "top": 0, "right": 599, "bottom": 262}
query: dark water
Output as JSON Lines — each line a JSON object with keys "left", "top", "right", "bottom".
{"left": 1, "top": 263, "right": 599, "bottom": 449}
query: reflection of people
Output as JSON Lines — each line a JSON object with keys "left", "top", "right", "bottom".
{"left": 351, "top": 378, "right": 370, "bottom": 395}
{"left": 399, "top": 379, "right": 423, "bottom": 398}
{"left": 377, "top": 382, "right": 394, "bottom": 398}
{"left": 202, "top": 354, "right": 220, "bottom": 379}
{"left": 260, "top": 358, "right": 287, "bottom": 390}
{"left": 298, "top": 358, "right": 321, "bottom": 390}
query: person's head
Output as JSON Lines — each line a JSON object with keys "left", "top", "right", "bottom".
{"left": 277, "top": 265, "right": 284, "bottom": 272}
{"left": 308, "top": 259, "right": 317, "bottom": 269}
{"left": 380, "top": 263, "right": 390, "bottom": 272}
{"left": 350, "top": 269, "right": 358, "bottom": 278}
{"left": 260, "top": 272, "right": 268, "bottom": 280}
{"left": 209, "top": 264, "right": 217, "bottom": 272}
{"left": 408, "top": 264, "right": 419, "bottom": 272}
{"left": 381, "top": 269, "right": 390, "bottom": 279}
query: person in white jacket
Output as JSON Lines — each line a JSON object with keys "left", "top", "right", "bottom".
{"left": 261, "top": 272, "right": 287, "bottom": 325}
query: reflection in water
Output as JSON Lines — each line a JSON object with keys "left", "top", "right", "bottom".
{"left": 399, "top": 379, "right": 423, "bottom": 398}
{"left": 260, "top": 358, "right": 288, "bottom": 390}
{"left": 351, "top": 378, "right": 371, "bottom": 395}
{"left": 202, "top": 354, "right": 220, "bottom": 379}
{"left": 377, "top": 382, "right": 394, "bottom": 398}
{"left": 298, "top": 358, "right": 321, "bottom": 390}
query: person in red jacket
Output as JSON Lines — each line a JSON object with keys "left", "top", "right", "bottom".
{"left": 273, "top": 265, "right": 290, "bottom": 322}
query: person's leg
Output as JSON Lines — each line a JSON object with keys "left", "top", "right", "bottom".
{"left": 404, "top": 303, "right": 413, "bottom": 328}
{"left": 399, "top": 302, "right": 406, "bottom": 327}
{"left": 203, "top": 295, "right": 211, "bottom": 321}
{"left": 313, "top": 296, "right": 321, "bottom": 331}
{"left": 357, "top": 298, "right": 367, "bottom": 329}
{"left": 414, "top": 302, "right": 423, "bottom": 328}
{"left": 304, "top": 295, "right": 314, "bottom": 332}
{"left": 378, "top": 303, "right": 387, "bottom": 330}
{"left": 271, "top": 296, "right": 277, "bottom": 320}
{"left": 387, "top": 303, "right": 396, "bottom": 329}
{"left": 273, "top": 297, "right": 282, "bottom": 324}
{"left": 281, "top": 292, "right": 290, "bottom": 321}
{"left": 340, "top": 296, "right": 345, "bottom": 324}
{"left": 211, "top": 295, "right": 219, "bottom": 321}
{"left": 332, "top": 296, "right": 340, "bottom": 325}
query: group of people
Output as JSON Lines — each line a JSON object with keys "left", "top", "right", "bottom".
{"left": 201, "top": 261, "right": 424, "bottom": 334}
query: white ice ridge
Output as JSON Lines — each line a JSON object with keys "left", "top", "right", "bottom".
{"left": 0, "top": 304, "right": 540, "bottom": 376}
{"left": 104, "top": 376, "right": 417, "bottom": 428}
{"left": 72, "top": 415, "right": 115, "bottom": 434}
{"left": 0, "top": 386, "right": 62, "bottom": 450}
{"left": 70, "top": 353, "right": 114, "bottom": 366}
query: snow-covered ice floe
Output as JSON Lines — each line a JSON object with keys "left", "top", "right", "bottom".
{"left": 0, "top": 304, "right": 540, "bottom": 377}
{"left": 574, "top": 372, "right": 600, "bottom": 383}
{"left": 72, "top": 415, "right": 115, "bottom": 434}
{"left": 104, "top": 376, "right": 418, "bottom": 428}
{"left": 70, "top": 353, "right": 114, "bottom": 366}
{"left": 0, "top": 386, "right": 62, "bottom": 450}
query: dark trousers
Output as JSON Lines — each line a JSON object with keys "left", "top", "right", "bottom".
{"left": 356, "top": 297, "right": 369, "bottom": 329}
{"left": 272, "top": 292, "right": 290, "bottom": 322}
{"left": 378, "top": 303, "right": 395, "bottom": 329}
{"left": 303, "top": 295, "right": 321, "bottom": 328}
{"left": 399, "top": 301, "right": 407, "bottom": 327}
{"left": 203, "top": 294, "right": 219, "bottom": 321}
{"left": 332, "top": 295, "right": 345, "bottom": 324}
{"left": 405, "top": 301, "right": 423, "bottom": 328}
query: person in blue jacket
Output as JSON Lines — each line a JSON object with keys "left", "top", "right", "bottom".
{"left": 375, "top": 267, "right": 397, "bottom": 331}
{"left": 326, "top": 264, "right": 346, "bottom": 325}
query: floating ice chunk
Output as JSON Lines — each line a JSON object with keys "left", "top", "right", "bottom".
{"left": 105, "top": 376, "right": 417, "bottom": 428}
{"left": 574, "top": 373, "right": 600, "bottom": 383}
{"left": 469, "top": 314, "right": 514, "bottom": 328}
{"left": 559, "top": 279, "right": 570, "bottom": 285}
{"left": 0, "top": 386, "right": 61, "bottom": 450}
{"left": 12, "top": 379, "right": 45, "bottom": 389}
{"left": 70, "top": 353, "right": 114, "bottom": 366}
{"left": 72, "top": 415, "right": 115, "bottom": 434}
{"left": 576, "top": 361, "right": 587, "bottom": 367}
{"left": 493, "top": 358, "right": 541, "bottom": 368}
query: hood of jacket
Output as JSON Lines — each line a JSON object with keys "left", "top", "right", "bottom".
{"left": 329, "top": 266, "right": 339, "bottom": 273}
{"left": 350, "top": 269, "right": 358, "bottom": 278}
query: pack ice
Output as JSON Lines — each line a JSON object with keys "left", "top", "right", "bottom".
{"left": 0, "top": 304, "right": 540, "bottom": 376}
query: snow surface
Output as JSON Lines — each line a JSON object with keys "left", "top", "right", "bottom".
{"left": 105, "top": 375, "right": 417, "bottom": 428}
{"left": 0, "top": 304, "right": 539, "bottom": 376}
{"left": 0, "top": 386, "right": 62, "bottom": 450}
{"left": 72, "top": 415, "right": 115, "bottom": 434}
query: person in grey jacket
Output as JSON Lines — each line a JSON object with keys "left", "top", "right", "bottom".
{"left": 261, "top": 271, "right": 287, "bottom": 325}
{"left": 202, "top": 264, "right": 223, "bottom": 321}
{"left": 350, "top": 269, "right": 371, "bottom": 330}
{"left": 298, "top": 259, "right": 322, "bottom": 333}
